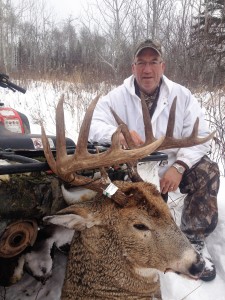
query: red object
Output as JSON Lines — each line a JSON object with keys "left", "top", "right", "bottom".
{"left": 0, "top": 107, "right": 24, "bottom": 133}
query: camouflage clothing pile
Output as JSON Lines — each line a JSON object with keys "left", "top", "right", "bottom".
{"left": 178, "top": 155, "right": 220, "bottom": 281}
{"left": 179, "top": 155, "right": 220, "bottom": 242}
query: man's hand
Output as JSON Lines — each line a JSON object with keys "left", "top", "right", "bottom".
{"left": 119, "top": 130, "right": 144, "bottom": 148}
{"left": 160, "top": 167, "right": 183, "bottom": 194}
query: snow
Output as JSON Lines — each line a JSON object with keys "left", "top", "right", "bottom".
{"left": 0, "top": 82, "right": 225, "bottom": 299}
{"left": 160, "top": 179, "right": 225, "bottom": 300}
{"left": 0, "top": 80, "right": 86, "bottom": 143}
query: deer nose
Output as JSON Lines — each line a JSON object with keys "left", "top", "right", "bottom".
{"left": 189, "top": 253, "right": 205, "bottom": 277}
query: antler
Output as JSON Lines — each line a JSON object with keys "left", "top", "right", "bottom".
{"left": 41, "top": 94, "right": 165, "bottom": 205}
{"left": 110, "top": 95, "right": 215, "bottom": 182}
{"left": 111, "top": 96, "right": 215, "bottom": 151}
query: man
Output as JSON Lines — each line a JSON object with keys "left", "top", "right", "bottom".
{"left": 89, "top": 39, "right": 220, "bottom": 281}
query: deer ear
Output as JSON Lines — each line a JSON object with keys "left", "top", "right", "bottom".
{"left": 43, "top": 206, "right": 100, "bottom": 231}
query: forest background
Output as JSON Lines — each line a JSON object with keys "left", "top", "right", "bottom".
{"left": 1, "top": 0, "right": 225, "bottom": 173}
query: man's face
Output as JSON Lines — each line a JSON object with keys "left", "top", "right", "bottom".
{"left": 132, "top": 48, "right": 165, "bottom": 94}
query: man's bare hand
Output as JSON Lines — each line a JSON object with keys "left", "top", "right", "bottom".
{"left": 160, "top": 167, "right": 182, "bottom": 194}
{"left": 119, "top": 130, "right": 144, "bottom": 148}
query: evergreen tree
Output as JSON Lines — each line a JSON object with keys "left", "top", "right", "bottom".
{"left": 189, "top": 0, "right": 225, "bottom": 86}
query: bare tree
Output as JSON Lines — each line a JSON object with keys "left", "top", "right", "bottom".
{"left": 163, "top": 0, "right": 199, "bottom": 85}
{"left": 196, "top": 89, "right": 225, "bottom": 175}
{"left": 81, "top": 0, "right": 135, "bottom": 80}
{"left": 0, "top": 0, "right": 18, "bottom": 72}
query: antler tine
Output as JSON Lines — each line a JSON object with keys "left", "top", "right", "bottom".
{"left": 110, "top": 95, "right": 156, "bottom": 147}
{"left": 75, "top": 95, "right": 101, "bottom": 156}
{"left": 56, "top": 94, "right": 67, "bottom": 162}
{"left": 107, "top": 106, "right": 165, "bottom": 160}
{"left": 42, "top": 94, "right": 72, "bottom": 179}
{"left": 191, "top": 117, "right": 199, "bottom": 137}
{"left": 110, "top": 107, "right": 144, "bottom": 182}
{"left": 165, "top": 96, "right": 176, "bottom": 137}
{"left": 109, "top": 125, "right": 124, "bottom": 150}
{"left": 140, "top": 94, "right": 155, "bottom": 144}
{"left": 41, "top": 125, "right": 57, "bottom": 174}
{"left": 110, "top": 107, "right": 136, "bottom": 148}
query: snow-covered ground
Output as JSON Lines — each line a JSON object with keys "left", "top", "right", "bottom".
{"left": 0, "top": 82, "right": 225, "bottom": 299}
{"left": 161, "top": 182, "right": 225, "bottom": 300}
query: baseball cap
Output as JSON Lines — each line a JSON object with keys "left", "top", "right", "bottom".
{"left": 134, "top": 39, "right": 162, "bottom": 57}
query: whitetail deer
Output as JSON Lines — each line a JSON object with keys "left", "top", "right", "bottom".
{"left": 41, "top": 94, "right": 213, "bottom": 299}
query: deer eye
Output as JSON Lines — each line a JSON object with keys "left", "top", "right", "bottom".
{"left": 133, "top": 224, "right": 149, "bottom": 231}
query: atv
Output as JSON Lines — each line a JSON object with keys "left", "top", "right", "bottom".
{"left": 0, "top": 73, "right": 76, "bottom": 270}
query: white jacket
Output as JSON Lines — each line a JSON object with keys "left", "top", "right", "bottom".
{"left": 89, "top": 75, "right": 210, "bottom": 177}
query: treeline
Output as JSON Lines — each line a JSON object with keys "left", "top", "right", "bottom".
{"left": 0, "top": 0, "right": 225, "bottom": 87}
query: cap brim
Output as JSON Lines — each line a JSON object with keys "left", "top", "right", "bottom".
{"left": 135, "top": 46, "right": 161, "bottom": 57}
